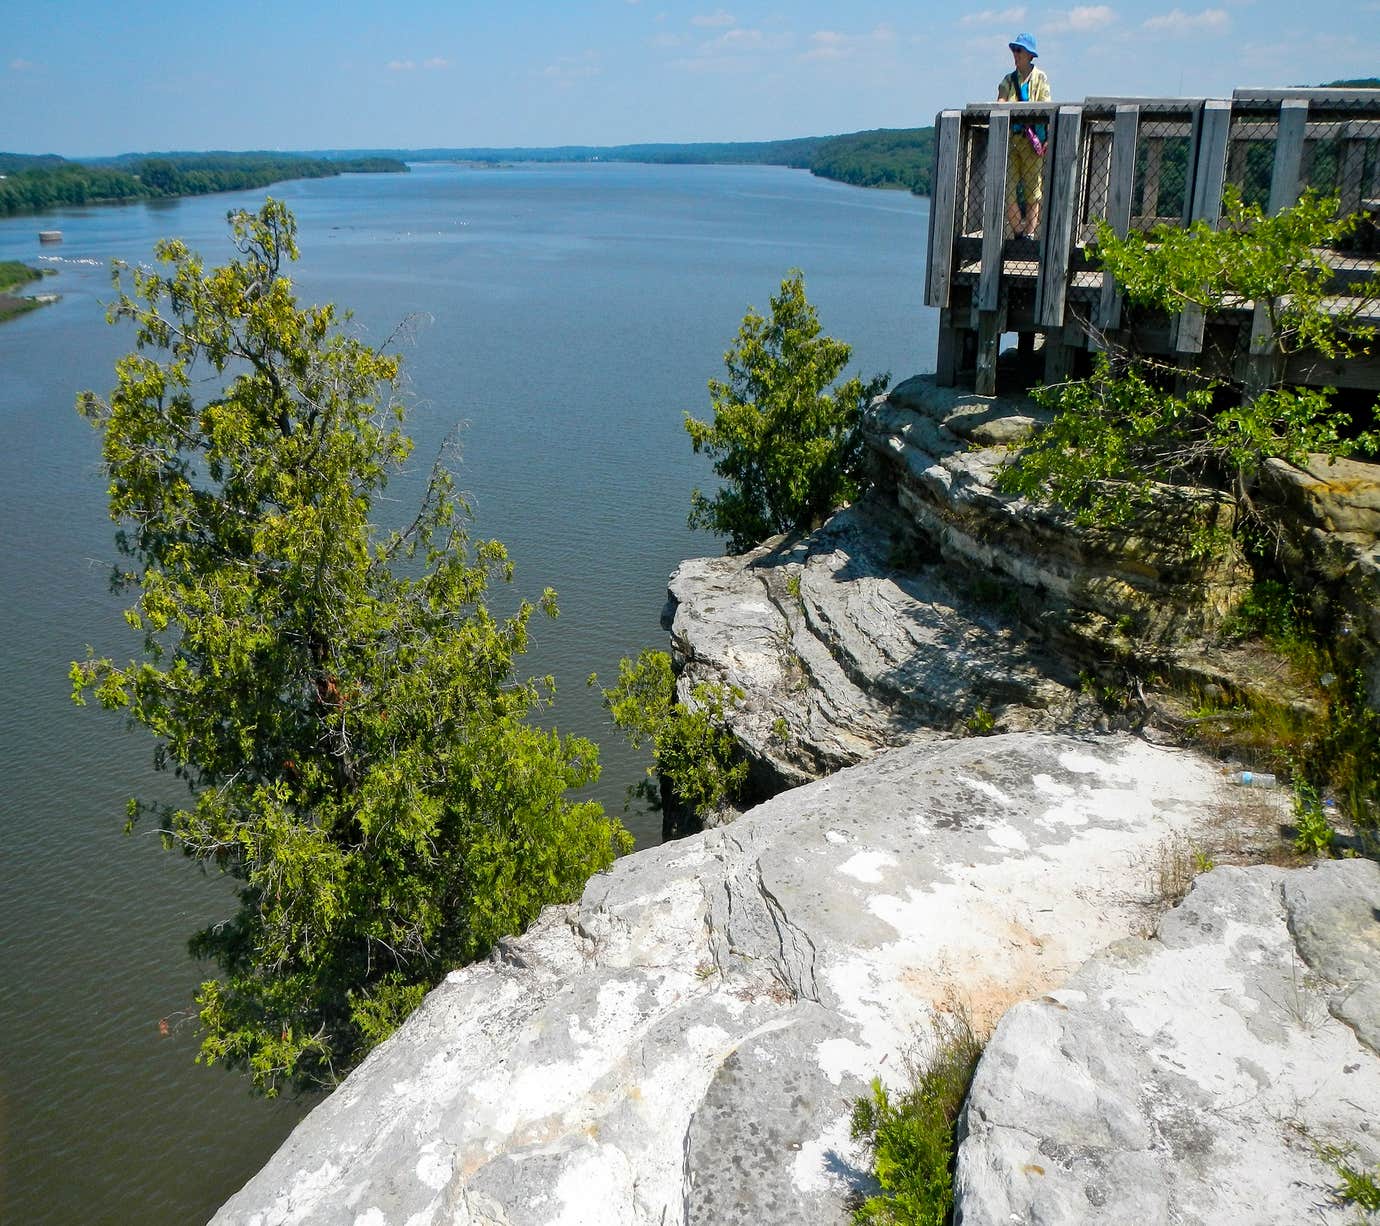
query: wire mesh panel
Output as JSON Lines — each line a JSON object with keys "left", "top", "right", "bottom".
{"left": 1080, "top": 114, "right": 1115, "bottom": 241}
{"left": 960, "top": 121, "right": 987, "bottom": 238}
{"left": 1302, "top": 118, "right": 1379, "bottom": 261}
{"left": 1225, "top": 118, "right": 1277, "bottom": 209}
{"left": 1132, "top": 110, "right": 1195, "bottom": 230}
{"left": 1233, "top": 90, "right": 1380, "bottom": 269}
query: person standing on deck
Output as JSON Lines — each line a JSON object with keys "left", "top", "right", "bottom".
{"left": 997, "top": 33, "right": 1050, "bottom": 238}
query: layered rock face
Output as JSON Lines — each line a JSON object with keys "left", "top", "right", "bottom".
{"left": 665, "top": 375, "right": 1265, "bottom": 796}
{"left": 1259, "top": 454, "right": 1380, "bottom": 705}
{"left": 668, "top": 376, "right": 1380, "bottom": 798}
{"left": 957, "top": 858, "right": 1380, "bottom": 1225}
{"left": 214, "top": 733, "right": 1227, "bottom": 1226}
{"left": 664, "top": 500, "right": 1079, "bottom": 794}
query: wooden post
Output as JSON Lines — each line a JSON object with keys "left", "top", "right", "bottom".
{"left": 1043, "top": 327, "right": 1078, "bottom": 385}
{"left": 1370, "top": 128, "right": 1380, "bottom": 201}
{"left": 1267, "top": 99, "right": 1309, "bottom": 214}
{"left": 1246, "top": 98, "right": 1310, "bottom": 394}
{"left": 1176, "top": 99, "right": 1232, "bottom": 354}
{"left": 975, "top": 305, "right": 1005, "bottom": 396}
{"left": 936, "top": 306, "right": 963, "bottom": 386}
{"left": 1036, "top": 106, "right": 1085, "bottom": 330}
{"left": 1098, "top": 105, "right": 1140, "bottom": 337}
{"left": 925, "top": 111, "right": 963, "bottom": 310}
{"left": 980, "top": 118, "right": 1010, "bottom": 312}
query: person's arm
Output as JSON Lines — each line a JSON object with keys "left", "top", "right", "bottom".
{"left": 1033, "top": 70, "right": 1051, "bottom": 103}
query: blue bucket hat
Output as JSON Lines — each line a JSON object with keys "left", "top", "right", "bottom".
{"left": 1009, "top": 32, "right": 1038, "bottom": 57}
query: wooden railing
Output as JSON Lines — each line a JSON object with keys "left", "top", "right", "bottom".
{"left": 924, "top": 89, "right": 1380, "bottom": 395}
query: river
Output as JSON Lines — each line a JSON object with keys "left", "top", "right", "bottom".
{"left": 0, "top": 161, "right": 934, "bottom": 1222}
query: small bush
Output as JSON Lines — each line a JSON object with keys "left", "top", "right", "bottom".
{"left": 599, "top": 649, "right": 748, "bottom": 820}
{"left": 850, "top": 1008, "right": 984, "bottom": 1225}
{"left": 1291, "top": 783, "right": 1337, "bottom": 857}
{"left": 1320, "top": 1144, "right": 1380, "bottom": 1212}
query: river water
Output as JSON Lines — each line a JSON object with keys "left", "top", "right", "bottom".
{"left": 0, "top": 162, "right": 934, "bottom": 1222}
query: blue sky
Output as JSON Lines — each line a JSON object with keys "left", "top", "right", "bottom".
{"left": 2, "top": 1, "right": 1375, "bottom": 156}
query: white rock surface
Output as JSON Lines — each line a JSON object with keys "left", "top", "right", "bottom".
{"left": 214, "top": 733, "right": 1225, "bottom": 1226}
{"left": 665, "top": 500, "right": 1080, "bottom": 791}
{"left": 956, "top": 858, "right": 1380, "bottom": 1225}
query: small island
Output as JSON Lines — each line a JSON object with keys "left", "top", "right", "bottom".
{"left": 0, "top": 260, "right": 56, "bottom": 322}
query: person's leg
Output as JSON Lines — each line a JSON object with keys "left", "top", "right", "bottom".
{"left": 1005, "top": 150, "right": 1024, "bottom": 237}
{"left": 1011, "top": 141, "right": 1040, "bottom": 237}
{"left": 1025, "top": 154, "right": 1044, "bottom": 238}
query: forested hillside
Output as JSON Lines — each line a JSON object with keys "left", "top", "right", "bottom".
{"left": 0, "top": 153, "right": 406, "bottom": 215}
{"left": 809, "top": 128, "right": 935, "bottom": 195}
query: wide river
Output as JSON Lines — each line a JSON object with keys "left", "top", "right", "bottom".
{"left": 0, "top": 162, "right": 934, "bottom": 1222}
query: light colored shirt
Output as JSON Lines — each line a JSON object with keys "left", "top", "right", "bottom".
{"left": 997, "top": 65, "right": 1051, "bottom": 104}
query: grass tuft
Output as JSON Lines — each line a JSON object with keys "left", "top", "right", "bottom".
{"left": 849, "top": 1007, "right": 983, "bottom": 1226}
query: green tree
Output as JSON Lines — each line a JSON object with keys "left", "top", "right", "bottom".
{"left": 71, "top": 200, "right": 631, "bottom": 1095}
{"left": 686, "top": 271, "right": 889, "bottom": 552}
{"left": 599, "top": 649, "right": 747, "bottom": 828}
{"left": 999, "top": 189, "right": 1377, "bottom": 533}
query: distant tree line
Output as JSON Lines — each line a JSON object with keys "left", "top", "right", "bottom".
{"left": 808, "top": 128, "right": 935, "bottom": 195}
{"left": 0, "top": 153, "right": 407, "bottom": 216}
{"left": 381, "top": 129, "right": 939, "bottom": 196}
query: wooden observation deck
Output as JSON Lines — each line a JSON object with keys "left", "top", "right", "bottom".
{"left": 924, "top": 89, "right": 1380, "bottom": 396}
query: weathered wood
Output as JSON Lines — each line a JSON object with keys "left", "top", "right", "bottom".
{"left": 975, "top": 308, "right": 1004, "bottom": 396}
{"left": 1176, "top": 100, "right": 1232, "bottom": 354}
{"left": 936, "top": 307, "right": 963, "bottom": 386}
{"left": 925, "top": 111, "right": 963, "bottom": 309}
{"left": 1286, "top": 348, "right": 1380, "bottom": 393}
{"left": 980, "top": 120, "right": 1010, "bottom": 311}
{"left": 1234, "top": 87, "right": 1380, "bottom": 107}
{"left": 1098, "top": 105, "right": 1140, "bottom": 335}
{"left": 1043, "top": 334, "right": 1078, "bottom": 384}
{"left": 1268, "top": 99, "right": 1310, "bottom": 214}
{"left": 1036, "top": 107, "right": 1084, "bottom": 329}
{"left": 1189, "top": 100, "right": 1232, "bottom": 221}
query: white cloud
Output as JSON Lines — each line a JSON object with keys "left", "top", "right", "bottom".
{"left": 387, "top": 55, "right": 449, "bottom": 71}
{"left": 959, "top": 7, "right": 1027, "bottom": 26}
{"left": 1141, "top": 7, "right": 1229, "bottom": 34}
{"left": 692, "top": 9, "right": 737, "bottom": 27}
{"left": 672, "top": 26, "right": 794, "bottom": 74}
{"left": 800, "top": 25, "right": 897, "bottom": 63}
{"left": 1056, "top": 5, "right": 1116, "bottom": 31}
{"left": 701, "top": 27, "right": 790, "bottom": 54}
{"left": 541, "top": 51, "right": 603, "bottom": 83}
{"left": 9, "top": 58, "right": 37, "bottom": 71}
